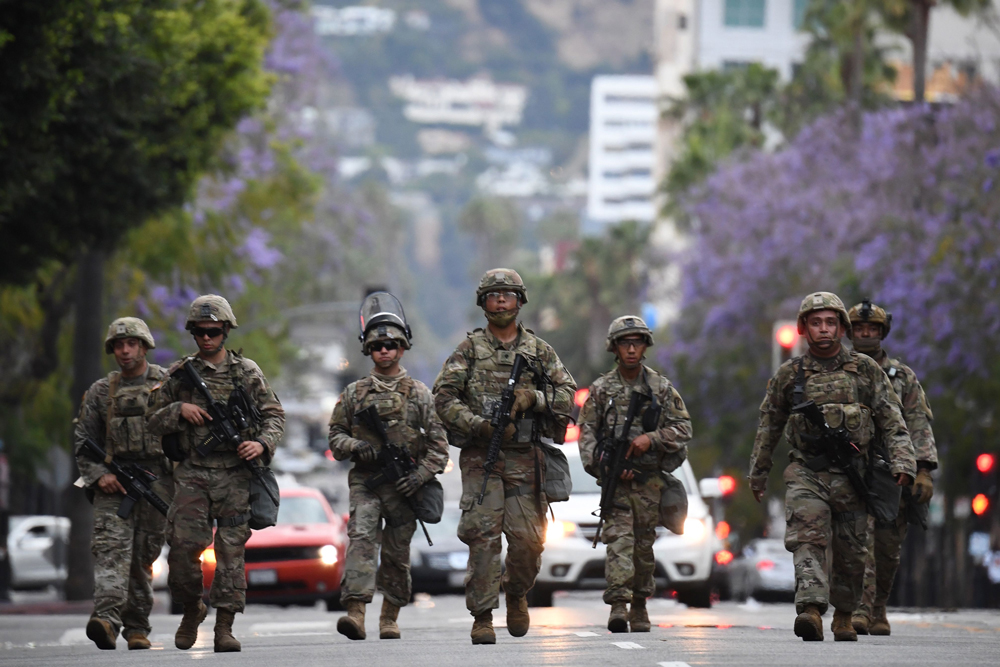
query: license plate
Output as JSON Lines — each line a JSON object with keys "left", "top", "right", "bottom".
{"left": 448, "top": 572, "right": 465, "bottom": 588}
{"left": 248, "top": 569, "right": 278, "bottom": 586}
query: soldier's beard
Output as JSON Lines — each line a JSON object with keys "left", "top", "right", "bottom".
{"left": 485, "top": 308, "right": 518, "bottom": 328}
{"left": 851, "top": 337, "right": 881, "bottom": 355}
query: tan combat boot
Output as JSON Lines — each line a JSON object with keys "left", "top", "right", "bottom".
{"left": 470, "top": 611, "right": 496, "bottom": 645}
{"left": 793, "top": 604, "right": 824, "bottom": 641}
{"left": 852, "top": 613, "right": 870, "bottom": 635}
{"left": 126, "top": 633, "right": 151, "bottom": 650}
{"left": 86, "top": 617, "right": 117, "bottom": 650}
{"left": 379, "top": 599, "right": 401, "bottom": 640}
{"left": 213, "top": 609, "right": 241, "bottom": 652}
{"left": 174, "top": 600, "right": 208, "bottom": 650}
{"left": 505, "top": 592, "right": 530, "bottom": 637}
{"left": 608, "top": 601, "right": 629, "bottom": 633}
{"left": 831, "top": 609, "right": 858, "bottom": 641}
{"left": 869, "top": 605, "right": 891, "bottom": 635}
{"left": 629, "top": 596, "right": 651, "bottom": 632}
{"left": 337, "top": 600, "right": 367, "bottom": 640}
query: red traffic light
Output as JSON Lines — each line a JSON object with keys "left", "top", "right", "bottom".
{"left": 715, "top": 520, "right": 731, "bottom": 540}
{"left": 565, "top": 424, "right": 580, "bottom": 442}
{"left": 977, "top": 453, "right": 995, "bottom": 474}
{"left": 775, "top": 324, "right": 798, "bottom": 349}
{"left": 715, "top": 550, "right": 734, "bottom": 566}
{"left": 574, "top": 388, "right": 590, "bottom": 408}
{"left": 972, "top": 493, "right": 990, "bottom": 516}
{"left": 718, "top": 475, "right": 737, "bottom": 496}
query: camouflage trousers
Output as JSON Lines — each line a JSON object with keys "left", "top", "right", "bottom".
{"left": 91, "top": 465, "right": 173, "bottom": 638}
{"left": 457, "top": 445, "right": 547, "bottom": 616}
{"left": 601, "top": 473, "right": 664, "bottom": 604}
{"left": 856, "top": 504, "right": 908, "bottom": 619}
{"left": 167, "top": 461, "right": 252, "bottom": 612}
{"left": 341, "top": 472, "right": 417, "bottom": 608}
{"left": 783, "top": 462, "right": 869, "bottom": 615}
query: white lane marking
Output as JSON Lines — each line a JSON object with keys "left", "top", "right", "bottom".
{"left": 613, "top": 641, "right": 645, "bottom": 649}
{"left": 58, "top": 629, "right": 90, "bottom": 645}
{"left": 658, "top": 662, "right": 692, "bottom": 667}
{"left": 574, "top": 631, "right": 599, "bottom": 637}
{"left": 248, "top": 621, "right": 332, "bottom": 634}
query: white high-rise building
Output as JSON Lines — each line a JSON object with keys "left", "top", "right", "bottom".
{"left": 587, "top": 76, "right": 659, "bottom": 225}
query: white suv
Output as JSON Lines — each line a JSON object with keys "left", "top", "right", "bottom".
{"left": 529, "top": 444, "right": 716, "bottom": 608}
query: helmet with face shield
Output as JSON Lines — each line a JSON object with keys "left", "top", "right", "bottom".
{"left": 358, "top": 291, "right": 412, "bottom": 354}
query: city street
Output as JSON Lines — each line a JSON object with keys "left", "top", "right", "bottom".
{"left": 1, "top": 592, "right": 998, "bottom": 666}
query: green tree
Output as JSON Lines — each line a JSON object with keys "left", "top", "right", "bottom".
{"left": 457, "top": 197, "right": 524, "bottom": 269}
{"left": 0, "top": 0, "right": 273, "bottom": 284}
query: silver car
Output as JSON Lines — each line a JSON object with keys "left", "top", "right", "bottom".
{"left": 727, "top": 537, "right": 795, "bottom": 601}
{"left": 7, "top": 515, "right": 70, "bottom": 590}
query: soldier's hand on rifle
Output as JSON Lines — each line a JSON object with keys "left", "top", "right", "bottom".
{"left": 396, "top": 471, "right": 426, "bottom": 497}
{"left": 912, "top": 469, "right": 933, "bottom": 503}
{"left": 180, "top": 403, "right": 212, "bottom": 426}
{"left": 353, "top": 439, "right": 376, "bottom": 464}
{"left": 512, "top": 389, "right": 536, "bottom": 415}
{"left": 895, "top": 473, "right": 913, "bottom": 487}
{"left": 237, "top": 440, "right": 264, "bottom": 461}
{"left": 620, "top": 469, "right": 635, "bottom": 481}
{"left": 477, "top": 420, "right": 516, "bottom": 443}
{"left": 97, "top": 473, "right": 127, "bottom": 495}
{"left": 625, "top": 433, "right": 651, "bottom": 460}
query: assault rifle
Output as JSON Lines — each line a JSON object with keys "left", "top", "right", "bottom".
{"left": 792, "top": 400, "right": 880, "bottom": 511}
{"left": 177, "top": 360, "right": 279, "bottom": 506}
{"left": 478, "top": 353, "right": 528, "bottom": 505}
{"left": 80, "top": 437, "right": 170, "bottom": 518}
{"left": 592, "top": 390, "right": 648, "bottom": 548}
{"left": 356, "top": 405, "right": 433, "bottom": 546}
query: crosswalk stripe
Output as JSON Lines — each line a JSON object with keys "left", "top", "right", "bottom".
{"left": 574, "top": 631, "right": 599, "bottom": 637}
{"left": 658, "top": 662, "right": 692, "bottom": 667}
{"left": 613, "top": 641, "right": 644, "bottom": 649}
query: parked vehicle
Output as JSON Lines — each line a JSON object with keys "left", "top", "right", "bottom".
{"left": 410, "top": 507, "right": 467, "bottom": 595}
{"left": 7, "top": 515, "right": 70, "bottom": 590}
{"left": 528, "top": 444, "right": 717, "bottom": 608}
{"left": 199, "top": 486, "right": 347, "bottom": 610}
{"left": 727, "top": 538, "right": 795, "bottom": 601}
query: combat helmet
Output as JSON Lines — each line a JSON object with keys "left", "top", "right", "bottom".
{"left": 104, "top": 317, "right": 155, "bottom": 354}
{"left": 185, "top": 294, "right": 238, "bottom": 330}
{"left": 848, "top": 298, "right": 892, "bottom": 339}
{"left": 606, "top": 315, "right": 654, "bottom": 352}
{"left": 476, "top": 268, "right": 527, "bottom": 306}
{"left": 358, "top": 291, "right": 412, "bottom": 354}
{"left": 796, "top": 291, "right": 851, "bottom": 336}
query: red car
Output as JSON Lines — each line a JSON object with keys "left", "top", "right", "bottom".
{"left": 201, "top": 486, "right": 347, "bottom": 610}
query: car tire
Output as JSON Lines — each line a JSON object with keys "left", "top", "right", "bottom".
{"left": 325, "top": 592, "right": 343, "bottom": 612}
{"left": 526, "top": 585, "right": 554, "bottom": 607}
{"left": 677, "top": 583, "right": 712, "bottom": 608}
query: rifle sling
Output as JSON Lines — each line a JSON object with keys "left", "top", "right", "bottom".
{"left": 217, "top": 513, "right": 250, "bottom": 527}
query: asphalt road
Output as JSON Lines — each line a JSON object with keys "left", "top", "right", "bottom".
{"left": 1, "top": 592, "right": 999, "bottom": 666}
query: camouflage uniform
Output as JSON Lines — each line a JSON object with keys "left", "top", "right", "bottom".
{"left": 578, "top": 365, "right": 692, "bottom": 603}
{"left": 433, "top": 323, "right": 576, "bottom": 616}
{"left": 328, "top": 369, "right": 449, "bottom": 607}
{"left": 856, "top": 353, "right": 937, "bottom": 619}
{"left": 147, "top": 350, "right": 284, "bottom": 613}
{"left": 74, "top": 362, "right": 173, "bottom": 641}
{"left": 750, "top": 344, "right": 915, "bottom": 617}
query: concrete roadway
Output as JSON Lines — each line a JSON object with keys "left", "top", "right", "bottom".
{"left": 1, "top": 592, "right": 998, "bottom": 666}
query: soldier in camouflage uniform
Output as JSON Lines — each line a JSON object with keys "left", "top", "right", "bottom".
{"left": 845, "top": 300, "right": 937, "bottom": 636}
{"left": 74, "top": 318, "right": 173, "bottom": 651}
{"left": 329, "top": 292, "right": 449, "bottom": 641}
{"left": 147, "top": 295, "right": 284, "bottom": 653}
{"left": 749, "top": 292, "right": 915, "bottom": 642}
{"left": 433, "top": 269, "right": 576, "bottom": 644}
{"left": 578, "top": 316, "right": 692, "bottom": 633}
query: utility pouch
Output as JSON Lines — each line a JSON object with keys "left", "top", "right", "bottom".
{"left": 162, "top": 433, "right": 187, "bottom": 462}
{"left": 248, "top": 466, "right": 280, "bottom": 530}
{"left": 865, "top": 450, "right": 902, "bottom": 525}
{"left": 658, "top": 471, "right": 688, "bottom": 535}
{"left": 902, "top": 486, "right": 929, "bottom": 529}
{"left": 539, "top": 442, "right": 572, "bottom": 503}
{"left": 414, "top": 478, "right": 445, "bottom": 524}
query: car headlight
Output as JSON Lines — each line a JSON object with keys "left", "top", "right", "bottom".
{"left": 200, "top": 548, "right": 216, "bottom": 564}
{"left": 545, "top": 520, "right": 578, "bottom": 543}
{"left": 319, "top": 544, "right": 338, "bottom": 566}
{"left": 152, "top": 559, "right": 164, "bottom": 578}
{"left": 448, "top": 551, "right": 469, "bottom": 570}
{"left": 682, "top": 518, "right": 707, "bottom": 542}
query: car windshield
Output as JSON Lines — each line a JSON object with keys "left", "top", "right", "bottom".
{"left": 566, "top": 452, "right": 692, "bottom": 496}
{"left": 420, "top": 508, "right": 462, "bottom": 542}
{"left": 276, "top": 496, "right": 329, "bottom": 525}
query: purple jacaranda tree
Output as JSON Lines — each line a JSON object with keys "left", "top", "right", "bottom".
{"left": 663, "top": 88, "right": 1000, "bottom": 495}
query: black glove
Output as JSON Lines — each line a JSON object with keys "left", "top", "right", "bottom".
{"left": 352, "top": 440, "right": 376, "bottom": 464}
{"left": 396, "top": 472, "right": 423, "bottom": 497}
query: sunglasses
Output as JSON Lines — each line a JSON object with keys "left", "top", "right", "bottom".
{"left": 191, "top": 326, "right": 226, "bottom": 339}
{"left": 370, "top": 341, "right": 400, "bottom": 352}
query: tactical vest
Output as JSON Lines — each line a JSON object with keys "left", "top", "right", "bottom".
{"left": 465, "top": 328, "right": 545, "bottom": 447}
{"left": 787, "top": 355, "right": 876, "bottom": 456}
{"left": 105, "top": 365, "right": 167, "bottom": 459}
{"left": 176, "top": 352, "right": 258, "bottom": 467}
{"left": 349, "top": 375, "right": 424, "bottom": 461}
